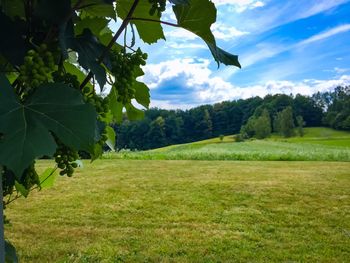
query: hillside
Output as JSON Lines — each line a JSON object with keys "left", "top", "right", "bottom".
{"left": 108, "top": 127, "right": 350, "bottom": 161}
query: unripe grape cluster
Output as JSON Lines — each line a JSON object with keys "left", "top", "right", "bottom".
{"left": 2, "top": 167, "right": 16, "bottom": 197}
{"left": 18, "top": 44, "right": 56, "bottom": 98}
{"left": 110, "top": 48, "right": 147, "bottom": 105}
{"left": 54, "top": 141, "right": 79, "bottom": 177}
{"left": 20, "top": 163, "right": 40, "bottom": 189}
{"left": 52, "top": 71, "right": 80, "bottom": 90}
{"left": 148, "top": 0, "right": 166, "bottom": 16}
{"left": 84, "top": 90, "right": 110, "bottom": 146}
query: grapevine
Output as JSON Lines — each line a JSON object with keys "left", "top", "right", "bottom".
{"left": 54, "top": 140, "right": 79, "bottom": 177}
{"left": 17, "top": 44, "right": 56, "bottom": 100}
{"left": 110, "top": 48, "right": 148, "bottom": 105}
{"left": 148, "top": 0, "right": 166, "bottom": 16}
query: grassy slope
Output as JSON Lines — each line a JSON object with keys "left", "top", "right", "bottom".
{"left": 108, "top": 127, "right": 350, "bottom": 161}
{"left": 5, "top": 160, "right": 350, "bottom": 262}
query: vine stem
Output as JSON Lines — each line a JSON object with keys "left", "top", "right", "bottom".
{"left": 80, "top": 0, "right": 140, "bottom": 90}
{"left": 5, "top": 166, "right": 58, "bottom": 206}
{"left": 0, "top": 165, "right": 5, "bottom": 263}
{"left": 128, "top": 17, "right": 180, "bottom": 27}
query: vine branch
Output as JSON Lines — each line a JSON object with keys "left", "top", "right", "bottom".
{"left": 128, "top": 17, "right": 180, "bottom": 27}
{"left": 4, "top": 166, "right": 58, "bottom": 206}
{"left": 80, "top": 0, "right": 140, "bottom": 90}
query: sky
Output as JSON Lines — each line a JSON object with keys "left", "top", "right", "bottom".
{"left": 135, "top": 0, "right": 350, "bottom": 109}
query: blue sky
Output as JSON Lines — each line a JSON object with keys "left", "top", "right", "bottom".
{"left": 135, "top": 0, "right": 350, "bottom": 109}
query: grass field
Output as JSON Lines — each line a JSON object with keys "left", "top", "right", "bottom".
{"left": 107, "top": 128, "right": 350, "bottom": 161}
{"left": 5, "top": 160, "right": 350, "bottom": 262}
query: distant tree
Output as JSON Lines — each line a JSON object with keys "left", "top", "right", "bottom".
{"left": 164, "top": 115, "right": 184, "bottom": 145}
{"left": 194, "top": 108, "right": 213, "bottom": 139}
{"left": 274, "top": 106, "right": 295, "bottom": 137}
{"left": 296, "top": 115, "right": 305, "bottom": 137}
{"left": 254, "top": 109, "right": 272, "bottom": 139}
{"left": 293, "top": 94, "right": 323, "bottom": 126}
{"left": 322, "top": 86, "right": 350, "bottom": 130}
{"left": 240, "top": 116, "right": 256, "bottom": 139}
{"left": 146, "top": 117, "right": 166, "bottom": 148}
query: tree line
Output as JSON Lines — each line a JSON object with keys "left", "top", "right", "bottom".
{"left": 114, "top": 86, "right": 350, "bottom": 150}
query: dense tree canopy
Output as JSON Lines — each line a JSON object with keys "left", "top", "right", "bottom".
{"left": 115, "top": 88, "right": 348, "bottom": 150}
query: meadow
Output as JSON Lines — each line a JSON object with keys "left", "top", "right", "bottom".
{"left": 5, "top": 160, "right": 350, "bottom": 262}
{"left": 106, "top": 128, "right": 350, "bottom": 161}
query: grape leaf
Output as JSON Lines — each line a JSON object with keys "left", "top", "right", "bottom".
{"left": 75, "top": 17, "right": 109, "bottom": 36}
{"left": 105, "top": 126, "right": 116, "bottom": 151}
{"left": 0, "top": 12, "right": 28, "bottom": 66}
{"left": 39, "top": 168, "right": 57, "bottom": 189}
{"left": 116, "top": 0, "right": 165, "bottom": 44}
{"left": 168, "top": 0, "right": 189, "bottom": 4}
{"left": 125, "top": 103, "right": 145, "bottom": 120}
{"left": 34, "top": 0, "right": 71, "bottom": 24}
{"left": 70, "top": 29, "right": 110, "bottom": 89}
{"left": 173, "top": 0, "right": 241, "bottom": 68}
{"left": 0, "top": 75, "right": 97, "bottom": 178}
{"left": 77, "top": 0, "right": 116, "bottom": 19}
{"left": 134, "top": 81, "right": 150, "bottom": 108}
{"left": 108, "top": 86, "right": 123, "bottom": 123}
{"left": 15, "top": 181, "right": 29, "bottom": 197}
{"left": 1, "top": 0, "right": 25, "bottom": 18}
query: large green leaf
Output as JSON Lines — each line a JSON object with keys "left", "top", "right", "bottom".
{"left": 39, "top": 168, "right": 58, "bottom": 189}
{"left": 75, "top": 17, "right": 109, "bottom": 36}
{"left": 134, "top": 81, "right": 150, "bottom": 108}
{"left": 59, "top": 22, "right": 111, "bottom": 89}
{"left": 173, "top": 0, "right": 241, "bottom": 68}
{"left": 125, "top": 103, "right": 145, "bottom": 120}
{"left": 76, "top": 0, "right": 116, "bottom": 19}
{"left": 34, "top": 0, "right": 71, "bottom": 24}
{"left": 0, "top": 12, "right": 28, "bottom": 66}
{"left": 71, "top": 29, "right": 110, "bottom": 89}
{"left": 108, "top": 86, "right": 123, "bottom": 123}
{"left": 0, "top": 75, "right": 97, "bottom": 178}
{"left": 14, "top": 181, "right": 29, "bottom": 197}
{"left": 1, "top": 0, "right": 25, "bottom": 18}
{"left": 116, "top": 0, "right": 165, "bottom": 44}
{"left": 105, "top": 126, "right": 116, "bottom": 151}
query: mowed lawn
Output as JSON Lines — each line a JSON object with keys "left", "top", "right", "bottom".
{"left": 5, "top": 160, "right": 350, "bottom": 262}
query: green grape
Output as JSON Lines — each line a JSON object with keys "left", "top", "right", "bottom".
{"left": 52, "top": 72, "right": 80, "bottom": 90}
{"left": 18, "top": 45, "right": 57, "bottom": 100}
{"left": 110, "top": 48, "right": 148, "bottom": 105}
{"left": 54, "top": 140, "right": 79, "bottom": 177}
{"left": 2, "top": 167, "right": 16, "bottom": 197}
{"left": 148, "top": 0, "right": 166, "bottom": 16}
{"left": 19, "top": 163, "right": 40, "bottom": 190}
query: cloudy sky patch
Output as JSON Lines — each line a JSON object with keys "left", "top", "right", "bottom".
{"left": 135, "top": 0, "right": 350, "bottom": 109}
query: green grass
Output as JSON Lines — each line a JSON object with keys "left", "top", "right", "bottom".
{"left": 106, "top": 128, "right": 350, "bottom": 161}
{"left": 5, "top": 160, "right": 350, "bottom": 262}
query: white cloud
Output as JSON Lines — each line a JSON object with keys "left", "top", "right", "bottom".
{"left": 213, "top": 0, "right": 265, "bottom": 12}
{"left": 297, "top": 0, "right": 350, "bottom": 20}
{"left": 150, "top": 99, "right": 194, "bottom": 110}
{"left": 142, "top": 58, "right": 212, "bottom": 89}
{"left": 299, "top": 24, "right": 350, "bottom": 46}
{"left": 168, "top": 42, "right": 207, "bottom": 49}
{"left": 142, "top": 59, "right": 350, "bottom": 109}
{"left": 236, "top": 0, "right": 350, "bottom": 34}
{"left": 165, "top": 28, "right": 198, "bottom": 41}
{"left": 219, "top": 23, "right": 350, "bottom": 80}
{"left": 211, "top": 22, "right": 249, "bottom": 40}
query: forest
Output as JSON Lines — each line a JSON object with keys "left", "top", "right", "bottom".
{"left": 115, "top": 86, "right": 350, "bottom": 150}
